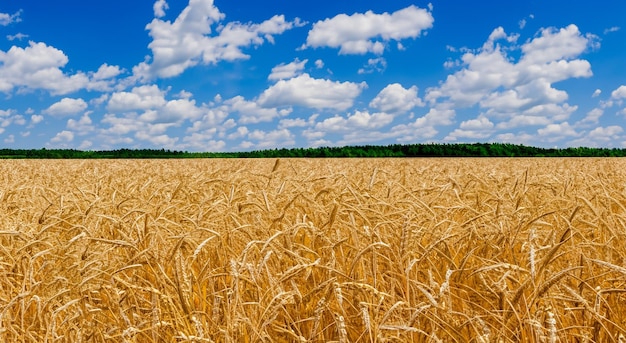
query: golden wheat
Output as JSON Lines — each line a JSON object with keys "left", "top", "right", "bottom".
{"left": 0, "top": 158, "right": 625, "bottom": 342}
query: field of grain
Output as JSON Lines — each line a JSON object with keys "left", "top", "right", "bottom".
{"left": 1, "top": 158, "right": 626, "bottom": 342}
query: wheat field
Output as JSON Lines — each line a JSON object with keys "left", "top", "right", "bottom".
{"left": 1, "top": 158, "right": 625, "bottom": 342}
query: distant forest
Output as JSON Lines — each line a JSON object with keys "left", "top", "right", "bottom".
{"left": 1, "top": 143, "right": 625, "bottom": 158}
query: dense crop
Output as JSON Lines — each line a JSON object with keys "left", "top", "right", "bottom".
{"left": 1, "top": 158, "right": 625, "bottom": 342}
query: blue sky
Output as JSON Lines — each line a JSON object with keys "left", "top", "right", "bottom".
{"left": 1, "top": 0, "right": 625, "bottom": 151}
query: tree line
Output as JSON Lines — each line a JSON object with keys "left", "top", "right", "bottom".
{"left": 1, "top": 143, "right": 625, "bottom": 159}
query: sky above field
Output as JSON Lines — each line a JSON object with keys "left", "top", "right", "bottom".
{"left": 1, "top": 0, "right": 625, "bottom": 151}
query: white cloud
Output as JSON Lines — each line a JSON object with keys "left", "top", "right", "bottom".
{"left": 102, "top": 85, "right": 225, "bottom": 148}
{"left": 50, "top": 130, "right": 74, "bottom": 143}
{"left": 604, "top": 26, "right": 620, "bottom": 34}
{"left": 445, "top": 129, "right": 492, "bottom": 141}
{"left": 101, "top": 113, "right": 144, "bottom": 135}
{"left": 135, "top": 0, "right": 304, "bottom": 79}
{"left": 0, "top": 42, "right": 117, "bottom": 95}
{"left": 610, "top": 85, "right": 626, "bottom": 100}
{"left": 92, "top": 64, "right": 123, "bottom": 80}
{"left": 0, "top": 10, "right": 21, "bottom": 26}
{"left": 390, "top": 104, "right": 455, "bottom": 142}
{"left": 258, "top": 73, "right": 366, "bottom": 110}
{"left": 268, "top": 58, "right": 307, "bottom": 81}
{"left": 592, "top": 89, "right": 601, "bottom": 97}
{"left": 577, "top": 108, "right": 603, "bottom": 125}
{"left": 91, "top": 94, "right": 110, "bottom": 106}
{"left": 304, "top": 5, "right": 433, "bottom": 54}
{"left": 357, "top": 57, "right": 387, "bottom": 74}
{"left": 223, "top": 96, "right": 291, "bottom": 124}
{"left": 369, "top": 83, "right": 423, "bottom": 114}
{"left": 182, "top": 132, "right": 226, "bottom": 151}
{"left": 495, "top": 115, "right": 551, "bottom": 130}
{"left": 187, "top": 108, "right": 229, "bottom": 133}
{"left": 78, "top": 140, "right": 93, "bottom": 150}
{"left": 519, "top": 19, "right": 527, "bottom": 30}
{"left": 4, "top": 134, "right": 14, "bottom": 143}
{"left": 6, "top": 33, "right": 28, "bottom": 41}
{"left": 520, "top": 25, "right": 594, "bottom": 65}
{"left": 314, "top": 59, "right": 324, "bottom": 69}
{"left": 588, "top": 125, "right": 623, "bottom": 139}
{"left": 0, "top": 109, "right": 25, "bottom": 129}
{"left": 445, "top": 116, "right": 495, "bottom": 141}
{"left": 135, "top": 131, "right": 178, "bottom": 147}
{"left": 569, "top": 126, "right": 624, "bottom": 147}
{"left": 43, "top": 98, "right": 88, "bottom": 117}
{"left": 314, "top": 110, "right": 394, "bottom": 132}
{"left": 278, "top": 118, "right": 308, "bottom": 129}
{"left": 139, "top": 98, "right": 204, "bottom": 123}
{"left": 537, "top": 122, "right": 579, "bottom": 141}
{"left": 0, "top": 42, "right": 89, "bottom": 95}
{"left": 67, "top": 113, "right": 95, "bottom": 134}
{"left": 495, "top": 132, "right": 535, "bottom": 145}
{"left": 227, "top": 126, "right": 249, "bottom": 140}
{"left": 30, "top": 114, "right": 44, "bottom": 125}
{"left": 107, "top": 85, "right": 167, "bottom": 112}
{"left": 428, "top": 25, "right": 593, "bottom": 106}
{"left": 426, "top": 24, "right": 594, "bottom": 135}
{"left": 153, "top": 0, "right": 169, "bottom": 17}
{"left": 246, "top": 128, "right": 295, "bottom": 149}
{"left": 460, "top": 116, "right": 494, "bottom": 130}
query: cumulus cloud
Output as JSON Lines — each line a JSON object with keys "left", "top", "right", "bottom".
{"left": 182, "top": 132, "right": 226, "bottom": 151}
{"left": 389, "top": 105, "right": 455, "bottom": 142}
{"left": 223, "top": 96, "right": 291, "bottom": 124}
{"left": 30, "top": 114, "right": 44, "bottom": 125}
{"left": 67, "top": 113, "right": 95, "bottom": 134}
{"left": 568, "top": 125, "right": 624, "bottom": 148}
{"left": 577, "top": 108, "right": 603, "bottom": 125}
{"left": 43, "top": 98, "right": 88, "bottom": 117}
{"left": 258, "top": 73, "right": 366, "bottom": 110}
{"left": 101, "top": 84, "right": 228, "bottom": 149}
{"left": 303, "top": 5, "right": 433, "bottom": 54}
{"left": 445, "top": 116, "right": 495, "bottom": 141}
{"left": 425, "top": 24, "right": 595, "bottom": 138}
{"left": 92, "top": 64, "right": 123, "bottom": 80}
{"left": 135, "top": 131, "right": 178, "bottom": 147}
{"left": 0, "top": 42, "right": 88, "bottom": 94}
{"left": 0, "top": 109, "right": 26, "bottom": 129}
{"left": 77, "top": 140, "right": 93, "bottom": 150}
{"left": 107, "top": 85, "right": 167, "bottom": 112}
{"left": 50, "top": 130, "right": 74, "bottom": 143}
{"left": 520, "top": 25, "right": 595, "bottom": 65}
{"left": 297, "top": 110, "right": 395, "bottom": 146}
{"left": 610, "top": 85, "right": 626, "bottom": 100}
{"left": 588, "top": 125, "right": 623, "bottom": 140}
{"left": 244, "top": 128, "right": 295, "bottom": 149}
{"left": 268, "top": 58, "right": 307, "bottom": 81}
{"left": 537, "top": 122, "right": 579, "bottom": 141}
{"left": 135, "top": 0, "right": 304, "bottom": 80}
{"left": 315, "top": 111, "right": 394, "bottom": 132}
{"left": 369, "top": 83, "right": 423, "bottom": 114}
{"left": 0, "top": 42, "right": 122, "bottom": 95}
{"left": 227, "top": 126, "right": 249, "bottom": 140}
